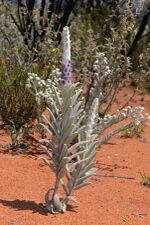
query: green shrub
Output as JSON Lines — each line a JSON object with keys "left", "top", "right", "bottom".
{"left": 0, "top": 6, "right": 60, "bottom": 146}
{"left": 130, "top": 41, "right": 150, "bottom": 92}
{"left": 0, "top": 55, "right": 38, "bottom": 145}
{"left": 70, "top": 12, "right": 134, "bottom": 116}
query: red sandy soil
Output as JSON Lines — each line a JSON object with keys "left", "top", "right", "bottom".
{"left": 0, "top": 86, "right": 149, "bottom": 225}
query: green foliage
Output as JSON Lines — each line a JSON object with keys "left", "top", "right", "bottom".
{"left": 0, "top": 6, "right": 60, "bottom": 146}
{"left": 71, "top": 4, "right": 150, "bottom": 95}
{"left": 0, "top": 45, "right": 53, "bottom": 145}
{"left": 0, "top": 57, "right": 37, "bottom": 144}
{"left": 0, "top": 4, "right": 59, "bottom": 67}
{"left": 130, "top": 41, "right": 150, "bottom": 92}
{"left": 70, "top": 12, "right": 134, "bottom": 116}
{"left": 2, "top": 0, "right": 77, "bottom": 51}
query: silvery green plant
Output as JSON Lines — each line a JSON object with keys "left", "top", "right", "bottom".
{"left": 26, "top": 26, "right": 150, "bottom": 214}
{"left": 27, "top": 26, "right": 98, "bottom": 214}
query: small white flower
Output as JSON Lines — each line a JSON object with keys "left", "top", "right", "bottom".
{"left": 29, "top": 75, "right": 33, "bottom": 80}
{"left": 135, "top": 120, "right": 141, "bottom": 126}
{"left": 131, "top": 114, "right": 137, "bottom": 119}
{"left": 127, "top": 106, "right": 132, "bottom": 110}
{"left": 41, "top": 80, "right": 46, "bottom": 85}
{"left": 121, "top": 113, "right": 127, "bottom": 118}
{"left": 113, "top": 115, "right": 117, "bottom": 119}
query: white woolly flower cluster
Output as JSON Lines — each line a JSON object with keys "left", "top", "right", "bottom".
{"left": 26, "top": 73, "right": 46, "bottom": 100}
{"left": 89, "top": 52, "right": 112, "bottom": 104}
{"left": 130, "top": 106, "right": 150, "bottom": 126}
{"left": 86, "top": 98, "right": 99, "bottom": 137}
{"left": 93, "top": 52, "right": 111, "bottom": 78}
{"left": 26, "top": 69, "right": 61, "bottom": 101}
{"left": 97, "top": 105, "right": 150, "bottom": 135}
{"left": 96, "top": 104, "right": 150, "bottom": 147}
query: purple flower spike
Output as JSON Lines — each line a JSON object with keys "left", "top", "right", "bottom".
{"left": 61, "top": 27, "right": 72, "bottom": 85}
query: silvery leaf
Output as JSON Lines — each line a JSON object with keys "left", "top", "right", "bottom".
{"left": 46, "top": 107, "right": 57, "bottom": 126}
{"left": 74, "top": 182, "right": 91, "bottom": 191}
{"left": 41, "top": 115, "right": 59, "bottom": 136}
{"left": 39, "top": 157, "right": 56, "bottom": 173}
{"left": 67, "top": 196, "right": 77, "bottom": 203}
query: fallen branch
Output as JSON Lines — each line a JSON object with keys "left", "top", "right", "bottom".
{"left": 95, "top": 174, "right": 135, "bottom": 180}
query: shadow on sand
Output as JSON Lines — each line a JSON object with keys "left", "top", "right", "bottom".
{"left": 0, "top": 199, "right": 78, "bottom": 215}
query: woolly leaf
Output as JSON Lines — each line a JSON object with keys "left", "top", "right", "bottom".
{"left": 59, "top": 140, "right": 89, "bottom": 160}
{"left": 39, "top": 157, "right": 56, "bottom": 173}
{"left": 40, "top": 123, "right": 53, "bottom": 136}
{"left": 74, "top": 182, "right": 91, "bottom": 191}
{"left": 76, "top": 168, "right": 97, "bottom": 186}
{"left": 67, "top": 196, "right": 77, "bottom": 203}
{"left": 46, "top": 107, "right": 57, "bottom": 126}
{"left": 41, "top": 115, "right": 59, "bottom": 136}
{"left": 72, "top": 89, "right": 82, "bottom": 104}
{"left": 51, "top": 86, "right": 62, "bottom": 108}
